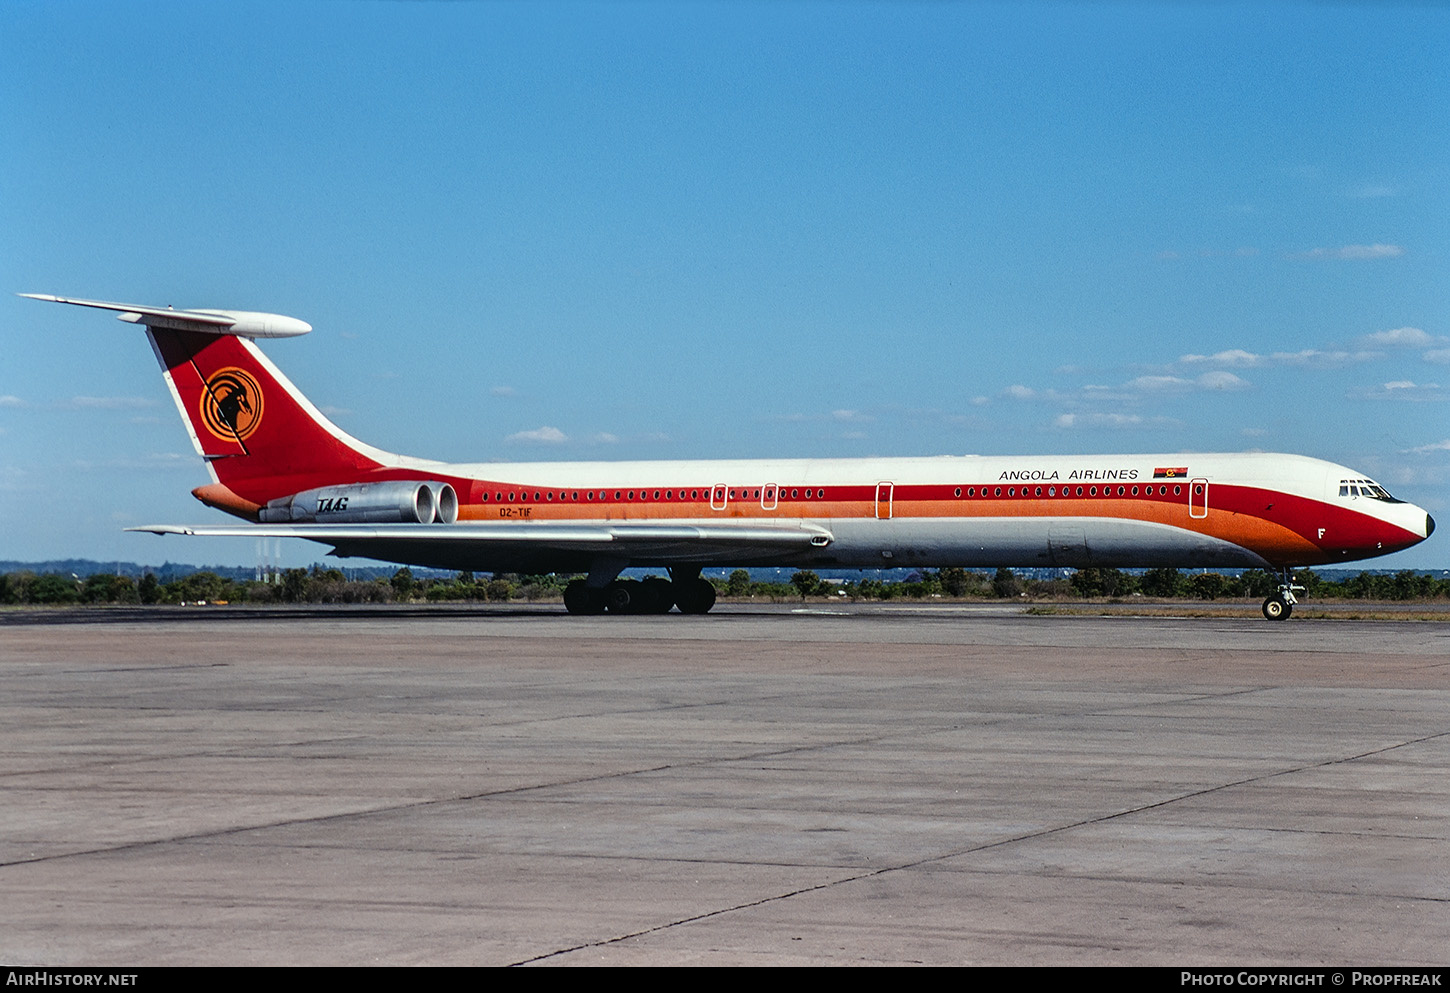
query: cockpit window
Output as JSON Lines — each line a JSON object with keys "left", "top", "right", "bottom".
{"left": 1339, "top": 478, "right": 1402, "bottom": 503}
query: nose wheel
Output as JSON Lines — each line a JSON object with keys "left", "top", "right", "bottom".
{"left": 1261, "top": 571, "right": 1304, "bottom": 621}
{"left": 1261, "top": 595, "right": 1291, "bottom": 620}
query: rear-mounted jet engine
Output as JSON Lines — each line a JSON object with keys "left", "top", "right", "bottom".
{"left": 260, "top": 481, "right": 458, "bottom": 524}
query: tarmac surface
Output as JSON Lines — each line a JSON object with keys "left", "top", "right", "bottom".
{"left": 1, "top": 603, "right": 1447, "bottom": 966}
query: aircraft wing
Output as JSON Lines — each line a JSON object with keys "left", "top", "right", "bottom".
{"left": 127, "top": 520, "right": 835, "bottom": 571}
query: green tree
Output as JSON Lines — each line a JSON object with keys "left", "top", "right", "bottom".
{"left": 391, "top": 567, "right": 416, "bottom": 600}
{"left": 1139, "top": 568, "right": 1187, "bottom": 598}
{"left": 991, "top": 567, "right": 1020, "bottom": 598}
{"left": 939, "top": 566, "right": 969, "bottom": 597}
{"left": 165, "top": 571, "right": 230, "bottom": 603}
{"left": 1390, "top": 570, "right": 1433, "bottom": 600}
{"left": 1071, "top": 568, "right": 1134, "bottom": 598}
{"left": 1235, "top": 569, "right": 1278, "bottom": 598}
{"left": 278, "top": 569, "right": 309, "bottom": 603}
{"left": 790, "top": 570, "right": 821, "bottom": 599}
{"left": 484, "top": 578, "right": 515, "bottom": 602}
{"left": 725, "top": 569, "right": 753, "bottom": 597}
{"left": 1188, "top": 571, "right": 1227, "bottom": 600}
{"left": 30, "top": 574, "right": 80, "bottom": 605}
{"left": 81, "top": 574, "right": 137, "bottom": 604}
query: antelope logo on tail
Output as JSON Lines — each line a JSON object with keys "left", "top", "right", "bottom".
{"left": 201, "top": 367, "right": 264, "bottom": 441}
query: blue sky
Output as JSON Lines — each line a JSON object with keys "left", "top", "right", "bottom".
{"left": 2, "top": 1, "right": 1446, "bottom": 569}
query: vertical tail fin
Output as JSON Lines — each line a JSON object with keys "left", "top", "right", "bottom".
{"left": 24, "top": 295, "right": 409, "bottom": 507}
{"left": 147, "top": 326, "right": 392, "bottom": 497}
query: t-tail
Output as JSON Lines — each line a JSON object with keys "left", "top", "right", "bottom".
{"left": 20, "top": 294, "right": 442, "bottom": 520}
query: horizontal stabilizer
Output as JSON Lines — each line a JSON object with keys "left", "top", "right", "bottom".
{"left": 20, "top": 294, "right": 311, "bottom": 338}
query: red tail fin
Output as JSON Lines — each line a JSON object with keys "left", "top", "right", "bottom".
{"left": 149, "top": 328, "right": 391, "bottom": 504}
{"left": 24, "top": 295, "right": 424, "bottom": 514}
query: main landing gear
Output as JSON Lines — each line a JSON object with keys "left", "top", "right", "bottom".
{"left": 1261, "top": 570, "right": 1305, "bottom": 621}
{"left": 563, "top": 570, "right": 717, "bottom": 616}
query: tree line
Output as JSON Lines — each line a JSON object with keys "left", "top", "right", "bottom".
{"left": 2, "top": 565, "right": 1447, "bottom": 606}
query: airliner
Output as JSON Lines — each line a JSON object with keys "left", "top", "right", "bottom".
{"left": 24, "top": 294, "right": 1435, "bottom": 619}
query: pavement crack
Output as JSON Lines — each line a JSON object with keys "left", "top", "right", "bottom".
{"left": 509, "top": 725, "right": 1450, "bottom": 965}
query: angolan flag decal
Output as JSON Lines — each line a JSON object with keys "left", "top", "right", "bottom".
{"left": 1154, "top": 466, "right": 1189, "bottom": 479}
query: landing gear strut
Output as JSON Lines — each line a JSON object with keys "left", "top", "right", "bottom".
{"left": 1261, "top": 570, "right": 1305, "bottom": 621}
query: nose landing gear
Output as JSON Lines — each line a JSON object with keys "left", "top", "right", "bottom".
{"left": 1261, "top": 571, "right": 1305, "bottom": 621}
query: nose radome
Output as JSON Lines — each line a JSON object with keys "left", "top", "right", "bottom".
{"left": 1428, "top": 514, "right": 1436, "bottom": 538}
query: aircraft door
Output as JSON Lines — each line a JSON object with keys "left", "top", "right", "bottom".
{"left": 711, "top": 484, "right": 728, "bottom": 511}
{"left": 762, "top": 484, "right": 778, "bottom": 511}
{"left": 876, "top": 481, "right": 894, "bottom": 520}
{"left": 1189, "top": 478, "right": 1209, "bottom": 519}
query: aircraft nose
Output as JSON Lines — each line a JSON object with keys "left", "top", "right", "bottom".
{"left": 1428, "top": 514, "right": 1437, "bottom": 539}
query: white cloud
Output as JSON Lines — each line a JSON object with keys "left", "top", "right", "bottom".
{"left": 1181, "top": 349, "right": 1262, "bottom": 368}
{"left": 1126, "top": 375, "right": 1190, "bottom": 392}
{"left": 1158, "top": 247, "right": 1259, "bottom": 261}
{"left": 1183, "top": 348, "right": 1377, "bottom": 369}
{"left": 68, "top": 396, "right": 156, "bottom": 410}
{"left": 1053, "top": 412, "right": 1178, "bottom": 430}
{"left": 1405, "top": 439, "right": 1450, "bottom": 454}
{"left": 1360, "top": 326, "right": 1438, "bottom": 348}
{"left": 1424, "top": 349, "right": 1450, "bottom": 365}
{"left": 0, "top": 395, "right": 25, "bottom": 408}
{"left": 1272, "top": 349, "right": 1379, "bottom": 367}
{"left": 506, "top": 426, "right": 568, "bottom": 444}
{"left": 777, "top": 408, "right": 875, "bottom": 424}
{"left": 591, "top": 432, "right": 619, "bottom": 444}
{"left": 1351, "top": 381, "right": 1445, "bottom": 401}
{"left": 1052, "top": 371, "right": 1249, "bottom": 404}
{"left": 69, "top": 453, "right": 194, "bottom": 471}
{"left": 1293, "top": 244, "right": 1405, "bottom": 260}
{"left": 1002, "top": 385, "right": 1035, "bottom": 400}
{"left": 1196, "top": 370, "right": 1250, "bottom": 391}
